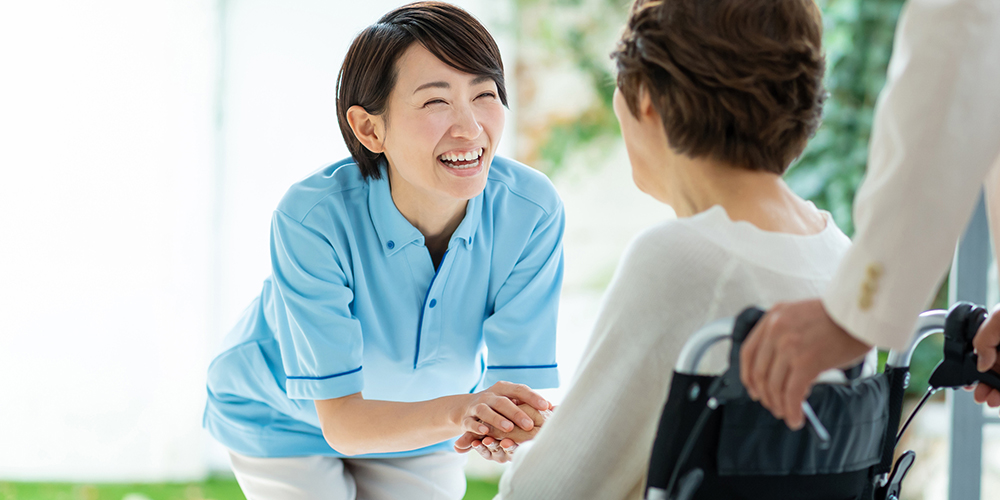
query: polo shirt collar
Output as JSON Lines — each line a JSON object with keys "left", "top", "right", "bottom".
{"left": 368, "top": 171, "right": 483, "bottom": 256}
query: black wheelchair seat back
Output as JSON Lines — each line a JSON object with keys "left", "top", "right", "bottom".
{"left": 646, "top": 371, "right": 889, "bottom": 500}
{"left": 646, "top": 303, "right": 1000, "bottom": 500}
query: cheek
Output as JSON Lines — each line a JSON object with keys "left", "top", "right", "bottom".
{"left": 480, "top": 104, "right": 506, "bottom": 140}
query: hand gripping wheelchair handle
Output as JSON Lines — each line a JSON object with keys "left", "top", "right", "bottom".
{"left": 927, "top": 302, "right": 1000, "bottom": 391}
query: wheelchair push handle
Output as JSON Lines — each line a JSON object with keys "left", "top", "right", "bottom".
{"left": 928, "top": 302, "right": 1000, "bottom": 391}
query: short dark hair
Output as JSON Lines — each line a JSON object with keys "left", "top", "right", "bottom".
{"left": 336, "top": 1, "right": 508, "bottom": 180}
{"left": 612, "top": 0, "right": 826, "bottom": 174}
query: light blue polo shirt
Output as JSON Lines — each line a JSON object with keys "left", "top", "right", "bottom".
{"left": 204, "top": 156, "right": 563, "bottom": 458}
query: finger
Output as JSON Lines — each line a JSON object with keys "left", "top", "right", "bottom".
{"left": 474, "top": 444, "right": 490, "bottom": 460}
{"left": 471, "top": 401, "right": 519, "bottom": 433}
{"left": 489, "top": 396, "right": 536, "bottom": 431}
{"left": 975, "top": 382, "right": 990, "bottom": 404}
{"left": 492, "top": 381, "right": 551, "bottom": 413}
{"left": 454, "top": 432, "right": 479, "bottom": 451}
{"left": 463, "top": 415, "right": 491, "bottom": 435}
{"left": 988, "top": 388, "right": 1000, "bottom": 408}
{"left": 485, "top": 439, "right": 501, "bottom": 453}
{"left": 750, "top": 318, "right": 780, "bottom": 407}
{"left": 740, "top": 316, "right": 767, "bottom": 398}
{"left": 490, "top": 448, "right": 510, "bottom": 463}
{"left": 781, "top": 364, "right": 815, "bottom": 431}
{"left": 500, "top": 437, "right": 517, "bottom": 450}
{"left": 974, "top": 308, "right": 1000, "bottom": 372}
{"left": 763, "top": 351, "right": 791, "bottom": 419}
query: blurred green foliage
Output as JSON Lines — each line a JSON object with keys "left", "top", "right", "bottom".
{"left": 785, "top": 0, "right": 906, "bottom": 236}
{"left": 512, "top": 0, "right": 626, "bottom": 173}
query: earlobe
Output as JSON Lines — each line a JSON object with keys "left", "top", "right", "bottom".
{"left": 346, "top": 105, "right": 384, "bottom": 154}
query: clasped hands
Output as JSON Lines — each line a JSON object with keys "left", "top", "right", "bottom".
{"left": 451, "top": 381, "right": 553, "bottom": 463}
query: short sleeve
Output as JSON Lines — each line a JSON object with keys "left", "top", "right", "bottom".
{"left": 481, "top": 203, "right": 565, "bottom": 389}
{"left": 270, "top": 210, "right": 365, "bottom": 400}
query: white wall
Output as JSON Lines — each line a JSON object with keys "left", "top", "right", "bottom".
{"left": 0, "top": 1, "right": 217, "bottom": 481}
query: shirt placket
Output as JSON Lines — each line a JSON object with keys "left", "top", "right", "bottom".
{"left": 414, "top": 249, "right": 456, "bottom": 369}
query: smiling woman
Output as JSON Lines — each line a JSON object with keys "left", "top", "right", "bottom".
{"left": 202, "top": 2, "right": 564, "bottom": 500}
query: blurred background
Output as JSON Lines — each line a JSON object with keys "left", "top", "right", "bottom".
{"left": 0, "top": 0, "right": 997, "bottom": 499}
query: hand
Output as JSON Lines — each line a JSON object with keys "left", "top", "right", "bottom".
{"left": 454, "top": 403, "right": 550, "bottom": 463}
{"left": 740, "top": 299, "right": 872, "bottom": 430}
{"left": 973, "top": 306, "right": 1000, "bottom": 409}
{"left": 455, "top": 382, "right": 552, "bottom": 437}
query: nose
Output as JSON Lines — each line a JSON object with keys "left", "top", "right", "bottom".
{"left": 450, "top": 102, "right": 483, "bottom": 140}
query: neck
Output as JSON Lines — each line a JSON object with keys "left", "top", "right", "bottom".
{"left": 648, "top": 154, "right": 825, "bottom": 235}
{"left": 387, "top": 170, "right": 467, "bottom": 253}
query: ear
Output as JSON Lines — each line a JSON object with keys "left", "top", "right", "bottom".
{"left": 637, "top": 87, "right": 659, "bottom": 123}
{"left": 346, "top": 105, "right": 385, "bottom": 154}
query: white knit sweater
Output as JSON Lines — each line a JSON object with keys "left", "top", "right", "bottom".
{"left": 496, "top": 205, "right": 853, "bottom": 500}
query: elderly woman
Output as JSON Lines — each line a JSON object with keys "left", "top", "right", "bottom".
{"left": 202, "top": 3, "right": 562, "bottom": 499}
{"left": 481, "top": 0, "right": 871, "bottom": 498}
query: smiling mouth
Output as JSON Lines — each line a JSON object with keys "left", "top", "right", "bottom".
{"left": 438, "top": 147, "right": 485, "bottom": 169}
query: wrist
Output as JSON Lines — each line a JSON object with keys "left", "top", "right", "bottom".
{"left": 442, "top": 393, "right": 470, "bottom": 430}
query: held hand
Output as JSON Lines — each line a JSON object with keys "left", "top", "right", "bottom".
{"left": 973, "top": 306, "right": 1000, "bottom": 409}
{"left": 456, "top": 382, "right": 551, "bottom": 437}
{"left": 453, "top": 403, "right": 550, "bottom": 463}
{"left": 739, "top": 299, "right": 872, "bottom": 430}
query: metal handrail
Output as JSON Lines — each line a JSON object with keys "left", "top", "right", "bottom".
{"left": 676, "top": 309, "right": 947, "bottom": 376}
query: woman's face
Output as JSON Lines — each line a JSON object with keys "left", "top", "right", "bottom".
{"left": 380, "top": 43, "right": 505, "bottom": 211}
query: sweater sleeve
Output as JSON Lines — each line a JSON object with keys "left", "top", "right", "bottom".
{"left": 496, "top": 225, "right": 731, "bottom": 500}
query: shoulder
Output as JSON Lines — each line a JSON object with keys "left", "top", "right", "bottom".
{"left": 275, "top": 158, "right": 367, "bottom": 223}
{"left": 484, "top": 156, "right": 562, "bottom": 218}
{"left": 620, "top": 219, "right": 728, "bottom": 272}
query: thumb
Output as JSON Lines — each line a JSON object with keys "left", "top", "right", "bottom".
{"left": 974, "top": 312, "right": 1000, "bottom": 372}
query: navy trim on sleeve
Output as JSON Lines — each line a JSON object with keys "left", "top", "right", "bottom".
{"left": 286, "top": 365, "right": 363, "bottom": 380}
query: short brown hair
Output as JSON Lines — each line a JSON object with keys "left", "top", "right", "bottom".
{"left": 612, "top": 0, "right": 826, "bottom": 174}
{"left": 336, "top": 2, "right": 508, "bottom": 180}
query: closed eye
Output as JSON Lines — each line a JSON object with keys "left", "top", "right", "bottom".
{"left": 476, "top": 92, "right": 497, "bottom": 100}
{"left": 424, "top": 99, "right": 447, "bottom": 107}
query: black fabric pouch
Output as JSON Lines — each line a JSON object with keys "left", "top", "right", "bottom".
{"left": 716, "top": 375, "right": 889, "bottom": 476}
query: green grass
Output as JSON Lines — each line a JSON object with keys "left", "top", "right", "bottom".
{"left": 0, "top": 477, "right": 499, "bottom": 500}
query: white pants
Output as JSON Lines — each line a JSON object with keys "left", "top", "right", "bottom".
{"left": 229, "top": 451, "right": 468, "bottom": 500}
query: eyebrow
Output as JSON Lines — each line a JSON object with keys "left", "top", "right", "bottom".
{"left": 413, "top": 75, "right": 494, "bottom": 94}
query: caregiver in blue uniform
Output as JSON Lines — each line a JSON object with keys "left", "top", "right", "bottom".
{"left": 202, "top": 3, "right": 563, "bottom": 499}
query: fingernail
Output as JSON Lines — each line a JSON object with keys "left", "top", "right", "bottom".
{"left": 502, "top": 421, "right": 513, "bottom": 431}
{"left": 539, "top": 399, "right": 549, "bottom": 408}
{"left": 479, "top": 425, "right": 489, "bottom": 434}
{"left": 520, "top": 418, "right": 533, "bottom": 429}
{"left": 978, "top": 358, "right": 990, "bottom": 372}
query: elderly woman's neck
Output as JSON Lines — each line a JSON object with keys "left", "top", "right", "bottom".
{"left": 656, "top": 155, "right": 825, "bottom": 235}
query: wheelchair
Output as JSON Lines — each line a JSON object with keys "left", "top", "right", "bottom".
{"left": 645, "top": 302, "right": 1000, "bottom": 500}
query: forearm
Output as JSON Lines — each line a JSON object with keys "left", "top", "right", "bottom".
{"left": 317, "top": 393, "right": 467, "bottom": 456}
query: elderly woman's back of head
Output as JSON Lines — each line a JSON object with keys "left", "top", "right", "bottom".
{"left": 612, "top": 0, "right": 826, "bottom": 175}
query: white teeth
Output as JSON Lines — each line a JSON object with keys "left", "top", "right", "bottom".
{"left": 440, "top": 148, "right": 484, "bottom": 164}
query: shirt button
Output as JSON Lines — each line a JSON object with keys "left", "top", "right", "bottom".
{"left": 387, "top": 240, "right": 395, "bottom": 249}
{"left": 429, "top": 299, "right": 437, "bottom": 308}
